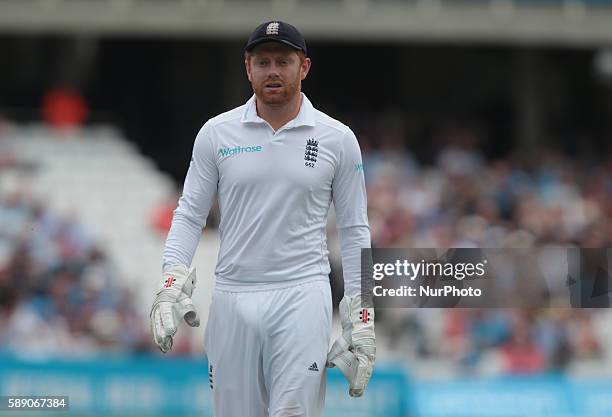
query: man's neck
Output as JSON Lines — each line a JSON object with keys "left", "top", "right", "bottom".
{"left": 256, "top": 93, "right": 303, "bottom": 132}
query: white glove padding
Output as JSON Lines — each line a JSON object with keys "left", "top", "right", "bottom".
{"left": 327, "top": 295, "right": 376, "bottom": 397}
{"left": 150, "top": 264, "right": 200, "bottom": 353}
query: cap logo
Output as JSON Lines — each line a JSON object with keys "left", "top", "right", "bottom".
{"left": 266, "top": 22, "right": 280, "bottom": 35}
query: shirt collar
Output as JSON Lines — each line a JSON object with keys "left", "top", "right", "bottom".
{"left": 240, "top": 92, "right": 316, "bottom": 129}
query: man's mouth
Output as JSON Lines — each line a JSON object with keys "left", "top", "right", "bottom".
{"left": 264, "top": 82, "right": 282, "bottom": 89}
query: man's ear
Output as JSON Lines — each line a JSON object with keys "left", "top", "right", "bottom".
{"left": 245, "top": 58, "right": 253, "bottom": 82}
{"left": 300, "top": 57, "right": 312, "bottom": 81}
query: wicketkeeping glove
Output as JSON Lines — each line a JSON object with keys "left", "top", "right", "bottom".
{"left": 150, "top": 264, "right": 200, "bottom": 353}
{"left": 326, "top": 295, "right": 376, "bottom": 397}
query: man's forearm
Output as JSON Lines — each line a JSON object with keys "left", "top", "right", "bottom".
{"left": 337, "top": 224, "right": 371, "bottom": 297}
{"left": 162, "top": 208, "right": 205, "bottom": 270}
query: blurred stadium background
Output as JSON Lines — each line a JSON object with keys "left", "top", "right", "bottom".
{"left": 1, "top": 0, "right": 612, "bottom": 416}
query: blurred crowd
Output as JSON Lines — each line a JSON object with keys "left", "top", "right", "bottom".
{"left": 331, "top": 119, "right": 612, "bottom": 375}
{"left": 360, "top": 124, "right": 611, "bottom": 249}
{"left": 0, "top": 189, "right": 151, "bottom": 358}
{"left": 382, "top": 307, "right": 604, "bottom": 375}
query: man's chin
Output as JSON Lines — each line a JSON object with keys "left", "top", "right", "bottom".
{"left": 258, "top": 93, "right": 289, "bottom": 106}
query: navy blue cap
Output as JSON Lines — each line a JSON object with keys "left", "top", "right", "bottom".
{"left": 245, "top": 21, "right": 307, "bottom": 56}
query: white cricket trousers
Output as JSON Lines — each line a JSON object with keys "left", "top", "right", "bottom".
{"left": 204, "top": 278, "right": 333, "bottom": 417}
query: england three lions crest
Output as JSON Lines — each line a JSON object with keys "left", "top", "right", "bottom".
{"left": 304, "top": 138, "right": 318, "bottom": 168}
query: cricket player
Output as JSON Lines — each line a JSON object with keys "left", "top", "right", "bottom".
{"left": 150, "top": 21, "right": 376, "bottom": 417}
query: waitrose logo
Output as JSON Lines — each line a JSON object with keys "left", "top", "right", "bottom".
{"left": 218, "top": 145, "right": 263, "bottom": 158}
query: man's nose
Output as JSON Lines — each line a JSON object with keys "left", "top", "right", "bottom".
{"left": 266, "top": 62, "right": 281, "bottom": 76}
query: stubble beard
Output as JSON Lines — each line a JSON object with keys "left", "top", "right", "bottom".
{"left": 254, "top": 76, "right": 301, "bottom": 107}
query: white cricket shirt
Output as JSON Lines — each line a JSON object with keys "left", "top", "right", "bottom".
{"left": 163, "top": 93, "right": 370, "bottom": 295}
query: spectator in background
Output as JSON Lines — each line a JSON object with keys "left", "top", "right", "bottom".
{"left": 150, "top": 191, "right": 220, "bottom": 235}
{"left": 42, "top": 85, "right": 88, "bottom": 132}
{"left": 500, "top": 312, "right": 547, "bottom": 374}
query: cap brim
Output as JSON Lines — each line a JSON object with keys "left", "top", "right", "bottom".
{"left": 245, "top": 38, "right": 304, "bottom": 53}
